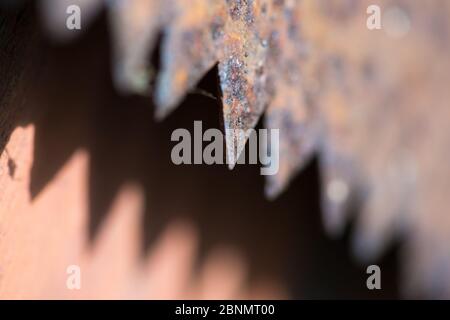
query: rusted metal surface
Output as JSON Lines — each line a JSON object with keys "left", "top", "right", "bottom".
{"left": 295, "top": 0, "right": 450, "bottom": 298}
{"left": 39, "top": 0, "right": 450, "bottom": 297}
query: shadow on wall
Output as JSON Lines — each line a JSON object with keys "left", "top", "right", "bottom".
{"left": 0, "top": 3, "right": 399, "bottom": 298}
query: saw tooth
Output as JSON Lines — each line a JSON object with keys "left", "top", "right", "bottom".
{"left": 264, "top": 95, "right": 318, "bottom": 199}
{"left": 218, "top": 0, "right": 274, "bottom": 168}
{"left": 352, "top": 157, "right": 417, "bottom": 262}
{"left": 219, "top": 53, "right": 264, "bottom": 169}
{"left": 318, "top": 145, "right": 361, "bottom": 237}
{"left": 108, "top": 0, "right": 162, "bottom": 94}
{"left": 263, "top": 2, "right": 320, "bottom": 198}
{"left": 154, "top": 0, "right": 223, "bottom": 119}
